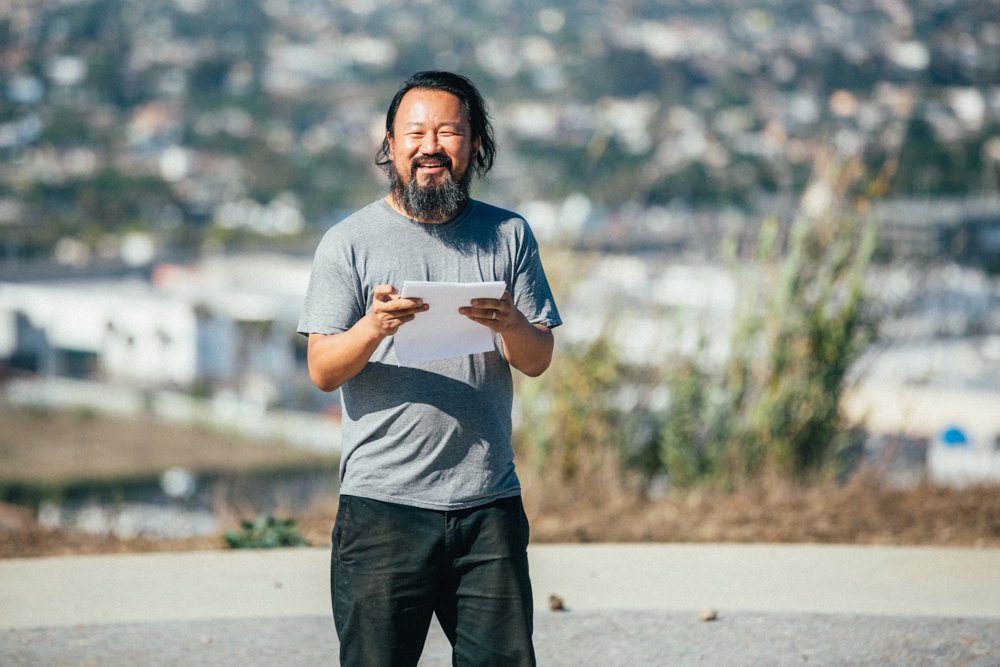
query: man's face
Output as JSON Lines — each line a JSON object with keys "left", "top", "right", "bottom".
{"left": 386, "top": 90, "right": 481, "bottom": 224}
{"left": 388, "top": 88, "right": 479, "bottom": 188}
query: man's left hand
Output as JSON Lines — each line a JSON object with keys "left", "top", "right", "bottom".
{"left": 460, "top": 291, "right": 518, "bottom": 332}
{"left": 460, "top": 290, "right": 554, "bottom": 377}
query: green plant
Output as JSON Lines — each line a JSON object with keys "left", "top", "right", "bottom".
{"left": 515, "top": 337, "right": 627, "bottom": 482}
{"left": 657, "top": 153, "right": 886, "bottom": 488}
{"left": 657, "top": 357, "right": 730, "bottom": 489}
{"left": 224, "top": 515, "right": 310, "bottom": 549}
{"left": 71, "top": 406, "right": 98, "bottom": 422}
{"left": 515, "top": 155, "right": 886, "bottom": 493}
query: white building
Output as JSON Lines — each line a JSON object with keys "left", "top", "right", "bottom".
{"left": 0, "top": 279, "right": 198, "bottom": 384}
{"left": 0, "top": 254, "right": 312, "bottom": 390}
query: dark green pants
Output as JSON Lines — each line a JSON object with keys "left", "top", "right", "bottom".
{"left": 331, "top": 494, "right": 536, "bottom": 667}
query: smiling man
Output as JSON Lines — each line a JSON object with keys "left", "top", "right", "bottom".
{"left": 298, "top": 71, "right": 561, "bottom": 667}
{"left": 387, "top": 86, "right": 474, "bottom": 224}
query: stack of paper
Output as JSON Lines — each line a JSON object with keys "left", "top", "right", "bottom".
{"left": 394, "top": 281, "right": 506, "bottom": 366}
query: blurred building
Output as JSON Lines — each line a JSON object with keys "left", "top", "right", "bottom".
{"left": 0, "top": 254, "right": 310, "bottom": 402}
{"left": 875, "top": 198, "right": 1000, "bottom": 270}
{"left": 845, "top": 262, "right": 1000, "bottom": 487}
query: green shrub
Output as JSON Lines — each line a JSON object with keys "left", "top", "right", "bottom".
{"left": 224, "top": 515, "right": 310, "bottom": 549}
{"left": 515, "top": 337, "right": 628, "bottom": 482}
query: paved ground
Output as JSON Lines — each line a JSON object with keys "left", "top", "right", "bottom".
{"left": 3, "top": 544, "right": 1000, "bottom": 666}
{"left": 4, "top": 612, "right": 1000, "bottom": 666}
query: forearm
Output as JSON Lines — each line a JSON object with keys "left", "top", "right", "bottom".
{"left": 308, "top": 284, "right": 428, "bottom": 391}
{"left": 500, "top": 314, "right": 554, "bottom": 377}
{"left": 307, "top": 316, "right": 385, "bottom": 392}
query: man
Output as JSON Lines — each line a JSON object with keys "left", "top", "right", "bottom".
{"left": 298, "top": 71, "right": 561, "bottom": 667}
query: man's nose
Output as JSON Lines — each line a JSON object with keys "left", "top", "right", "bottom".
{"left": 420, "top": 131, "right": 441, "bottom": 154}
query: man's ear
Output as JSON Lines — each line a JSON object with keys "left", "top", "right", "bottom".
{"left": 386, "top": 132, "right": 395, "bottom": 159}
{"left": 472, "top": 136, "right": 481, "bottom": 163}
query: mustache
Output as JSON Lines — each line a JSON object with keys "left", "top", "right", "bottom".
{"left": 410, "top": 153, "right": 453, "bottom": 176}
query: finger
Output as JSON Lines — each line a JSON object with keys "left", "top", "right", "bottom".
{"left": 382, "top": 314, "right": 415, "bottom": 333}
{"left": 469, "top": 303, "right": 508, "bottom": 321}
{"left": 377, "top": 298, "right": 424, "bottom": 312}
{"left": 460, "top": 306, "right": 501, "bottom": 319}
{"left": 373, "top": 284, "right": 398, "bottom": 301}
{"left": 471, "top": 298, "right": 501, "bottom": 310}
{"left": 465, "top": 314, "right": 499, "bottom": 327}
{"left": 391, "top": 305, "right": 427, "bottom": 318}
{"left": 473, "top": 294, "right": 513, "bottom": 312}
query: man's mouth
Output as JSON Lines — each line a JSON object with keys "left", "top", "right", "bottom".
{"left": 412, "top": 155, "right": 451, "bottom": 175}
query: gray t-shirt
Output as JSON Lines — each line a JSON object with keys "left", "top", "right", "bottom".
{"left": 298, "top": 198, "right": 561, "bottom": 511}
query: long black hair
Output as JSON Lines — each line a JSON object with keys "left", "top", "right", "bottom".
{"left": 375, "top": 71, "right": 496, "bottom": 178}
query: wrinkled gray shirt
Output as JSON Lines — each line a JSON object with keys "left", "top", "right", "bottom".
{"left": 298, "top": 199, "right": 561, "bottom": 510}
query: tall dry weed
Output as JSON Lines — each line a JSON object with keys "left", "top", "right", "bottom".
{"left": 658, "top": 151, "right": 889, "bottom": 488}
{"left": 516, "top": 152, "right": 893, "bottom": 496}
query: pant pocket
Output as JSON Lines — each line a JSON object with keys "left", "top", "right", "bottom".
{"left": 332, "top": 495, "right": 351, "bottom": 561}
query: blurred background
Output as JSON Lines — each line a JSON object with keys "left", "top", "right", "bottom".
{"left": 1, "top": 0, "right": 999, "bottom": 555}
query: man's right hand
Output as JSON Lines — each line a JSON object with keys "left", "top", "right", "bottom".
{"left": 368, "top": 284, "right": 428, "bottom": 337}
{"left": 307, "top": 284, "right": 428, "bottom": 392}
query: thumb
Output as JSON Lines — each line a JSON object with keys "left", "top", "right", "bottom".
{"left": 373, "top": 284, "right": 398, "bottom": 301}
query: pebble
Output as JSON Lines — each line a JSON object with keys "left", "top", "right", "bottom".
{"left": 697, "top": 608, "right": 717, "bottom": 621}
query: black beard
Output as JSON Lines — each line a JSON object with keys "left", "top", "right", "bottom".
{"left": 390, "top": 156, "right": 471, "bottom": 223}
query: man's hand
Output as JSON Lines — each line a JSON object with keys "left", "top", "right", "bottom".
{"left": 459, "top": 290, "right": 517, "bottom": 333}
{"left": 460, "top": 291, "right": 553, "bottom": 377}
{"left": 368, "top": 284, "right": 428, "bottom": 337}
{"left": 308, "top": 284, "right": 427, "bottom": 392}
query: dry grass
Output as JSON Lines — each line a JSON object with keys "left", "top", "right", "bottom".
{"left": 0, "top": 527, "right": 224, "bottom": 559}
{"left": 0, "top": 510, "right": 345, "bottom": 559}
{"left": 0, "top": 402, "right": 341, "bottom": 558}
{"left": 521, "top": 469, "right": 1000, "bottom": 548}
{"left": 0, "top": 404, "right": 337, "bottom": 485}
{"left": 1, "top": 405, "right": 998, "bottom": 558}
{"left": 4, "top": 471, "right": 998, "bottom": 559}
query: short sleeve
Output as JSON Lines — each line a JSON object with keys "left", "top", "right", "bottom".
{"left": 510, "top": 220, "right": 562, "bottom": 329}
{"left": 297, "top": 228, "right": 365, "bottom": 335}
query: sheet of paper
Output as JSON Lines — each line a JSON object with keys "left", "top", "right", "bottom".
{"left": 394, "top": 281, "right": 506, "bottom": 366}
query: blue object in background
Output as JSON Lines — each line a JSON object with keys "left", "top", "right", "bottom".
{"left": 941, "top": 427, "right": 969, "bottom": 447}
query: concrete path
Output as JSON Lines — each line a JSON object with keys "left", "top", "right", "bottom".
{"left": 2, "top": 544, "right": 1000, "bottom": 665}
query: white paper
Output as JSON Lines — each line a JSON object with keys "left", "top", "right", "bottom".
{"left": 394, "top": 281, "right": 506, "bottom": 366}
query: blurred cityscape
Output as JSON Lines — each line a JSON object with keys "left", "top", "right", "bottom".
{"left": 0, "top": 0, "right": 997, "bottom": 257}
{"left": 1, "top": 0, "right": 1000, "bottom": 540}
